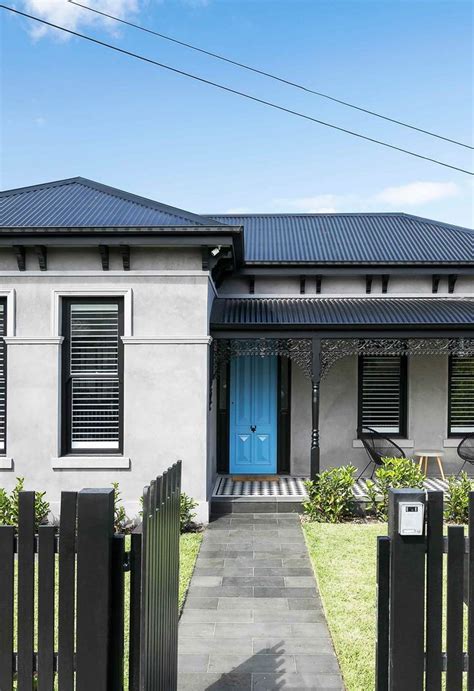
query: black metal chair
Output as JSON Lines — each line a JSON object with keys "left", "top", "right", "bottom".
{"left": 357, "top": 427, "right": 405, "bottom": 480}
{"left": 456, "top": 434, "right": 474, "bottom": 477}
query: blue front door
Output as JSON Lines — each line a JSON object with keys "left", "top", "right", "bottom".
{"left": 229, "top": 356, "right": 277, "bottom": 474}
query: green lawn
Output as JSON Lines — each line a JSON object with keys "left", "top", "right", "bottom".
{"left": 302, "top": 522, "right": 386, "bottom": 691}
{"left": 303, "top": 522, "right": 469, "bottom": 691}
{"left": 178, "top": 532, "right": 203, "bottom": 609}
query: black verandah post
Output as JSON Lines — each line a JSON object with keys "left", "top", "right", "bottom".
{"left": 310, "top": 337, "right": 321, "bottom": 479}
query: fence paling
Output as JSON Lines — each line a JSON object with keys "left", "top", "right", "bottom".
{"left": 18, "top": 491, "right": 35, "bottom": 688}
{"left": 375, "top": 536, "right": 390, "bottom": 691}
{"left": 129, "top": 529, "right": 142, "bottom": 691}
{"left": 446, "top": 526, "right": 464, "bottom": 689}
{"left": 58, "top": 491, "right": 77, "bottom": 691}
{"left": 426, "top": 491, "right": 443, "bottom": 691}
{"left": 38, "top": 525, "right": 55, "bottom": 691}
{"left": 0, "top": 525, "right": 14, "bottom": 690}
{"left": 110, "top": 533, "right": 126, "bottom": 691}
{"left": 468, "top": 491, "right": 474, "bottom": 691}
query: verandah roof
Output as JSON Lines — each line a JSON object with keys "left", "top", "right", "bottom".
{"left": 211, "top": 297, "right": 474, "bottom": 330}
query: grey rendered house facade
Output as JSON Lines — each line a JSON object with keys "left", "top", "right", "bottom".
{"left": 0, "top": 177, "right": 473, "bottom": 521}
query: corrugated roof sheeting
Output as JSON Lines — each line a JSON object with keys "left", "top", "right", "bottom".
{"left": 211, "top": 298, "right": 474, "bottom": 327}
{"left": 0, "top": 178, "right": 209, "bottom": 227}
{"left": 210, "top": 214, "right": 473, "bottom": 263}
{"left": 1, "top": 178, "right": 472, "bottom": 264}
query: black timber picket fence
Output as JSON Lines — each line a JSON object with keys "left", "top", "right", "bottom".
{"left": 0, "top": 461, "right": 181, "bottom": 691}
{"left": 376, "top": 487, "right": 474, "bottom": 691}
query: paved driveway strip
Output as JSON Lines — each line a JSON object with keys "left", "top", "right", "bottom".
{"left": 178, "top": 513, "right": 344, "bottom": 691}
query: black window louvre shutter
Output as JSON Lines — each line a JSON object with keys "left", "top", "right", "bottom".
{"left": 359, "top": 355, "right": 407, "bottom": 437}
{"left": 449, "top": 356, "right": 474, "bottom": 436}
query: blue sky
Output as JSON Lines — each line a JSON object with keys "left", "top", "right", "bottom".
{"left": 1, "top": 0, "right": 473, "bottom": 226}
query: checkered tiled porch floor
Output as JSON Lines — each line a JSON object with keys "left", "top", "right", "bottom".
{"left": 212, "top": 475, "right": 450, "bottom": 500}
{"left": 353, "top": 477, "right": 449, "bottom": 499}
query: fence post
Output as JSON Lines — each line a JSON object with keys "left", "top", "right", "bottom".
{"left": 76, "top": 488, "right": 115, "bottom": 691}
{"left": 388, "top": 488, "right": 426, "bottom": 691}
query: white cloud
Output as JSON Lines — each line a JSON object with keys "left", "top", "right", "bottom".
{"left": 20, "top": 0, "right": 140, "bottom": 40}
{"left": 374, "top": 181, "right": 460, "bottom": 207}
{"left": 272, "top": 195, "right": 344, "bottom": 213}
{"left": 34, "top": 116, "right": 46, "bottom": 126}
{"left": 271, "top": 181, "right": 462, "bottom": 214}
{"left": 224, "top": 207, "right": 253, "bottom": 214}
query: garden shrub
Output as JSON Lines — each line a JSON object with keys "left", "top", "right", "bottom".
{"left": 303, "top": 465, "right": 356, "bottom": 523}
{"left": 0, "top": 477, "right": 50, "bottom": 528}
{"left": 444, "top": 472, "right": 472, "bottom": 524}
{"left": 180, "top": 492, "right": 198, "bottom": 532}
{"left": 366, "top": 457, "right": 425, "bottom": 520}
{"left": 112, "top": 481, "right": 135, "bottom": 533}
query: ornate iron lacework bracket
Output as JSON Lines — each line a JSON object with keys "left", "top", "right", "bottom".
{"left": 212, "top": 336, "right": 474, "bottom": 386}
{"left": 213, "top": 338, "right": 313, "bottom": 381}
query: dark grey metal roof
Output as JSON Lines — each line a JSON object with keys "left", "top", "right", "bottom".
{"left": 209, "top": 213, "right": 473, "bottom": 264}
{"left": 0, "top": 177, "right": 223, "bottom": 228}
{"left": 1, "top": 178, "right": 472, "bottom": 266}
{"left": 211, "top": 297, "right": 474, "bottom": 329}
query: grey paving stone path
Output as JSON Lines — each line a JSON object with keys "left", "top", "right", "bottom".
{"left": 178, "top": 513, "right": 344, "bottom": 691}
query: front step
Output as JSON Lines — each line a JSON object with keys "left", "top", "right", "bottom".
{"left": 211, "top": 475, "right": 307, "bottom": 516}
{"left": 211, "top": 496, "right": 304, "bottom": 515}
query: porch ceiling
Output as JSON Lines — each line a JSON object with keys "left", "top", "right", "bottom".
{"left": 211, "top": 297, "right": 474, "bottom": 331}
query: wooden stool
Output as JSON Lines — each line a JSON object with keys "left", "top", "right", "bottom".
{"left": 415, "top": 451, "right": 446, "bottom": 481}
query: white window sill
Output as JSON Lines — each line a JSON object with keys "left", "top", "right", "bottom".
{"left": 443, "top": 439, "right": 462, "bottom": 448}
{"left": 0, "top": 457, "right": 13, "bottom": 469}
{"left": 51, "top": 456, "right": 131, "bottom": 470}
{"left": 352, "top": 439, "right": 414, "bottom": 449}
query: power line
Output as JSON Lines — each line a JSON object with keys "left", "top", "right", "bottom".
{"left": 69, "top": 0, "right": 473, "bottom": 151}
{"left": 1, "top": 4, "right": 473, "bottom": 176}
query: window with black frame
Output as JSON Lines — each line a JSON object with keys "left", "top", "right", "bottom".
{"left": 62, "top": 298, "right": 124, "bottom": 454}
{"left": 0, "top": 299, "right": 6, "bottom": 454}
{"left": 448, "top": 355, "right": 474, "bottom": 437}
{"left": 358, "top": 355, "right": 407, "bottom": 437}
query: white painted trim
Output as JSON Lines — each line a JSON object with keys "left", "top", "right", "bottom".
{"left": 0, "top": 457, "right": 13, "bottom": 469}
{"left": 443, "top": 439, "right": 462, "bottom": 448}
{"left": 121, "top": 336, "right": 212, "bottom": 345}
{"left": 51, "top": 456, "right": 131, "bottom": 469}
{"left": 0, "top": 289, "right": 16, "bottom": 336}
{"left": 3, "top": 337, "right": 63, "bottom": 345}
{"left": 219, "top": 293, "right": 474, "bottom": 299}
{"left": 51, "top": 289, "right": 133, "bottom": 337}
{"left": 352, "top": 439, "right": 415, "bottom": 449}
{"left": 0, "top": 270, "right": 208, "bottom": 277}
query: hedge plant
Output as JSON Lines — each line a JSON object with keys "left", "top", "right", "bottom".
{"left": 303, "top": 465, "right": 356, "bottom": 523}
{"left": 444, "top": 472, "right": 473, "bottom": 524}
{"left": 366, "top": 457, "right": 425, "bottom": 520}
{"left": 0, "top": 477, "right": 50, "bottom": 529}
